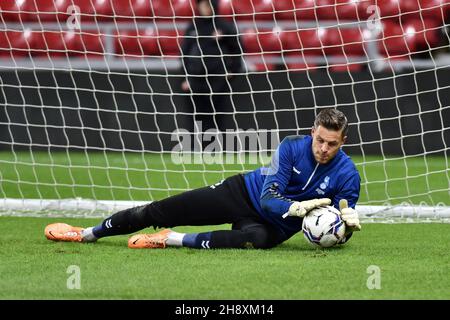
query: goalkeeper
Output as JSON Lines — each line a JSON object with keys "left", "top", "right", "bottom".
{"left": 45, "top": 109, "right": 361, "bottom": 249}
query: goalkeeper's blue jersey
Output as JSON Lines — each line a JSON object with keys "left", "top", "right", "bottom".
{"left": 244, "top": 135, "right": 360, "bottom": 239}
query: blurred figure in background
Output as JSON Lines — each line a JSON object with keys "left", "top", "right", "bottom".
{"left": 180, "top": 0, "right": 243, "bottom": 148}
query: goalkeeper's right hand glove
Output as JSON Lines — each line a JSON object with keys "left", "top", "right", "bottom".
{"left": 282, "top": 198, "right": 331, "bottom": 218}
{"left": 339, "top": 199, "right": 362, "bottom": 232}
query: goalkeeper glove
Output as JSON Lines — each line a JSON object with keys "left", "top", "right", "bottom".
{"left": 282, "top": 198, "right": 331, "bottom": 218}
{"left": 339, "top": 199, "right": 361, "bottom": 232}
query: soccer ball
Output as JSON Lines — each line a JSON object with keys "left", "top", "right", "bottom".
{"left": 302, "top": 205, "right": 346, "bottom": 248}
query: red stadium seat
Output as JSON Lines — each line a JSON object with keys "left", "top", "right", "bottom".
{"left": 150, "top": 0, "right": 196, "bottom": 20}
{"left": 246, "top": 28, "right": 282, "bottom": 52}
{"left": 29, "top": 30, "right": 104, "bottom": 58}
{"left": 22, "top": 0, "right": 155, "bottom": 22}
{"left": 279, "top": 28, "right": 325, "bottom": 70}
{"left": 55, "top": 30, "right": 103, "bottom": 57}
{"left": 27, "top": 32, "right": 61, "bottom": 56}
{"left": 157, "top": 29, "right": 182, "bottom": 56}
{"left": 242, "top": 28, "right": 283, "bottom": 53}
{"left": 322, "top": 27, "right": 366, "bottom": 55}
{"left": 0, "top": 32, "right": 9, "bottom": 56}
{"left": 298, "top": 0, "right": 372, "bottom": 21}
{"left": 242, "top": 28, "right": 282, "bottom": 71}
{"left": 66, "top": 0, "right": 155, "bottom": 21}
{"left": 218, "top": 0, "right": 234, "bottom": 20}
{"left": 280, "top": 27, "right": 366, "bottom": 71}
{"left": 26, "top": 31, "right": 78, "bottom": 57}
{"left": 315, "top": 0, "right": 340, "bottom": 20}
{"left": 321, "top": 27, "right": 366, "bottom": 71}
{"left": 110, "top": 0, "right": 153, "bottom": 21}
{"left": 69, "top": 0, "right": 113, "bottom": 21}
{"left": 400, "top": 0, "right": 446, "bottom": 21}
{"left": 274, "top": 0, "right": 317, "bottom": 21}
{"left": 115, "top": 28, "right": 182, "bottom": 57}
{"left": 0, "top": 30, "right": 33, "bottom": 57}
{"left": 115, "top": 29, "right": 156, "bottom": 57}
{"left": 7, "top": 0, "right": 123, "bottom": 22}
{"left": 401, "top": 18, "right": 442, "bottom": 50}
{"left": 378, "top": 18, "right": 442, "bottom": 58}
{"left": 21, "top": 0, "right": 71, "bottom": 22}
{"left": 0, "top": 30, "right": 82, "bottom": 59}
{"left": 378, "top": 21, "right": 417, "bottom": 57}
{"left": 230, "top": 0, "right": 276, "bottom": 20}
{"left": 374, "top": 0, "right": 402, "bottom": 19}
{"left": 275, "top": 0, "right": 371, "bottom": 21}
{"left": 280, "top": 28, "right": 325, "bottom": 55}
{"left": 373, "top": 0, "right": 448, "bottom": 21}
{"left": 332, "top": 0, "right": 372, "bottom": 20}
{"left": 81, "top": 31, "right": 106, "bottom": 57}
{"left": 408, "top": 0, "right": 448, "bottom": 21}
{"left": 0, "top": 0, "right": 27, "bottom": 22}
{"left": 0, "top": 32, "right": 8, "bottom": 56}
{"left": 26, "top": 30, "right": 105, "bottom": 58}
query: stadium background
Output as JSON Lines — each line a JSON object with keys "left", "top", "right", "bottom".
{"left": 1, "top": 0, "right": 449, "bottom": 156}
{"left": 0, "top": 0, "right": 449, "bottom": 301}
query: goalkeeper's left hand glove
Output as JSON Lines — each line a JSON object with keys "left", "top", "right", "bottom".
{"left": 283, "top": 198, "right": 331, "bottom": 218}
{"left": 339, "top": 199, "right": 361, "bottom": 232}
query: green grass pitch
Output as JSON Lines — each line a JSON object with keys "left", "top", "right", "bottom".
{"left": 0, "top": 217, "right": 449, "bottom": 300}
{"left": 0, "top": 152, "right": 449, "bottom": 299}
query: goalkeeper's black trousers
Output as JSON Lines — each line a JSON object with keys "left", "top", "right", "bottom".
{"left": 97, "top": 174, "right": 286, "bottom": 249}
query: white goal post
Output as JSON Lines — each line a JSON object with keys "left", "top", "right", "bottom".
{"left": 0, "top": 0, "right": 449, "bottom": 222}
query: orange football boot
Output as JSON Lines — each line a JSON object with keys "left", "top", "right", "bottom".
{"left": 45, "top": 223, "right": 84, "bottom": 242}
{"left": 128, "top": 229, "right": 172, "bottom": 249}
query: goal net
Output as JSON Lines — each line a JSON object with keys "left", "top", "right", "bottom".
{"left": 0, "top": 0, "right": 449, "bottom": 222}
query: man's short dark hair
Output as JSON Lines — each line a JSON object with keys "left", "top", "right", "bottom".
{"left": 314, "top": 109, "right": 349, "bottom": 137}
